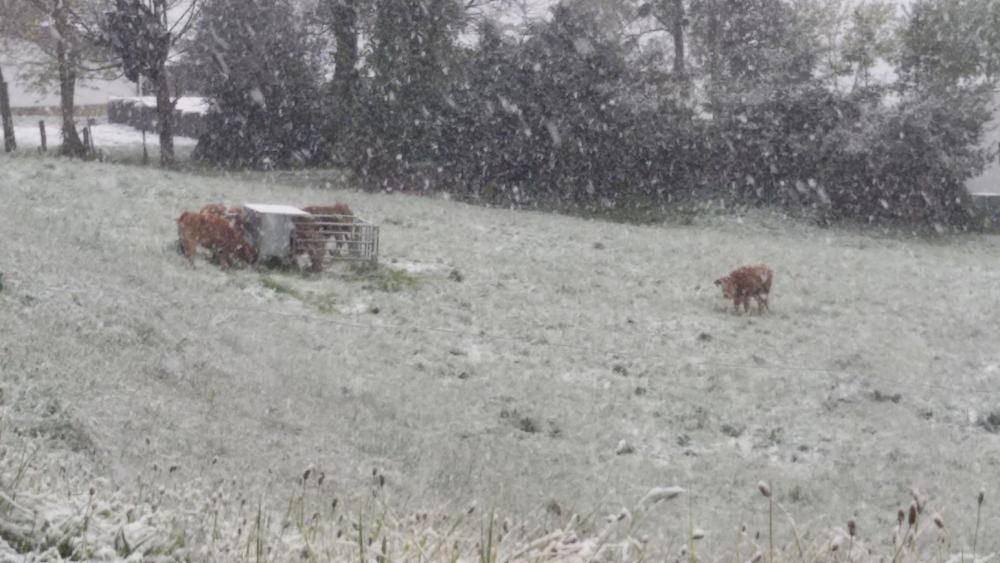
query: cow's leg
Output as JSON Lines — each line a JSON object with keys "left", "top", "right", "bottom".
{"left": 310, "top": 246, "right": 324, "bottom": 272}
{"left": 179, "top": 236, "right": 198, "bottom": 266}
{"left": 218, "top": 248, "right": 234, "bottom": 269}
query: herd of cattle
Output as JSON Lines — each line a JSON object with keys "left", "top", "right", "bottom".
{"left": 175, "top": 201, "right": 771, "bottom": 314}
{"left": 176, "top": 203, "right": 355, "bottom": 271}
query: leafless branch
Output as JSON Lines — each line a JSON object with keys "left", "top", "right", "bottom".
{"left": 167, "top": 0, "right": 200, "bottom": 42}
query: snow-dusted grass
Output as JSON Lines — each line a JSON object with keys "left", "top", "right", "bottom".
{"left": 9, "top": 115, "right": 197, "bottom": 163}
{"left": 0, "top": 424, "right": 975, "bottom": 562}
{"left": 2, "top": 152, "right": 1000, "bottom": 560}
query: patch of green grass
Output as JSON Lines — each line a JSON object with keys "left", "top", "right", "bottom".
{"left": 345, "top": 263, "right": 418, "bottom": 292}
{"left": 260, "top": 275, "right": 304, "bottom": 300}
{"left": 259, "top": 275, "right": 340, "bottom": 314}
{"left": 312, "top": 294, "right": 339, "bottom": 314}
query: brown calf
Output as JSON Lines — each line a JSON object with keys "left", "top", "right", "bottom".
{"left": 177, "top": 211, "right": 257, "bottom": 268}
{"left": 714, "top": 264, "right": 773, "bottom": 314}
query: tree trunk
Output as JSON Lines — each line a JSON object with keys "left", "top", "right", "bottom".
{"left": 705, "top": 0, "right": 721, "bottom": 93}
{"left": 0, "top": 65, "right": 15, "bottom": 152}
{"left": 151, "top": 0, "right": 175, "bottom": 167}
{"left": 54, "top": 4, "right": 86, "bottom": 158}
{"left": 155, "top": 68, "right": 175, "bottom": 167}
{"left": 327, "top": 0, "right": 360, "bottom": 158}
{"left": 671, "top": 0, "right": 685, "bottom": 78}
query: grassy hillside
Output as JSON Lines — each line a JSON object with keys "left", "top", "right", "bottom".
{"left": 1, "top": 152, "right": 999, "bottom": 560}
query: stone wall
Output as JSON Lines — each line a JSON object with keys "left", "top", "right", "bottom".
{"left": 107, "top": 97, "right": 207, "bottom": 139}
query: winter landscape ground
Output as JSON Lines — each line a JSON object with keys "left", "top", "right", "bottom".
{"left": 2, "top": 150, "right": 1000, "bottom": 561}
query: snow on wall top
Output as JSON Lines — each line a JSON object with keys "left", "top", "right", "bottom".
{"left": 108, "top": 96, "right": 211, "bottom": 115}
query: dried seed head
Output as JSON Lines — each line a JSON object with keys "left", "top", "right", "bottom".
{"left": 758, "top": 481, "right": 772, "bottom": 498}
{"left": 302, "top": 468, "right": 312, "bottom": 482}
{"left": 897, "top": 509, "right": 905, "bottom": 526}
{"left": 751, "top": 551, "right": 764, "bottom": 563}
{"left": 692, "top": 528, "right": 706, "bottom": 540}
{"left": 908, "top": 503, "right": 918, "bottom": 527}
{"left": 932, "top": 513, "right": 944, "bottom": 529}
{"left": 639, "top": 486, "right": 686, "bottom": 507}
{"left": 978, "top": 490, "right": 985, "bottom": 506}
{"left": 911, "top": 488, "right": 926, "bottom": 513}
{"left": 606, "top": 509, "right": 625, "bottom": 523}
{"left": 847, "top": 520, "right": 856, "bottom": 538}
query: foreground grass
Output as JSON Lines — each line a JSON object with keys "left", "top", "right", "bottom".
{"left": 0, "top": 419, "right": 986, "bottom": 562}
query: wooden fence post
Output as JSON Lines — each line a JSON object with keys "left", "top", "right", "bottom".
{"left": 87, "top": 118, "right": 96, "bottom": 155}
{"left": 0, "top": 79, "right": 15, "bottom": 152}
{"left": 81, "top": 126, "right": 91, "bottom": 156}
{"left": 38, "top": 120, "right": 47, "bottom": 152}
{"left": 141, "top": 124, "right": 149, "bottom": 165}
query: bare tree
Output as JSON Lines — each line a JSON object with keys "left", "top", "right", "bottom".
{"left": 101, "top": 0, "right": 200, "bottom": 166}
{"left": 0, "top": 0, "right": 104, "bottom": 156}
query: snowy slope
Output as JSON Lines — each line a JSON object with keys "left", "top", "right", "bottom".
{"left": 1, "top": 153, "right": 1000, "bottom": 557}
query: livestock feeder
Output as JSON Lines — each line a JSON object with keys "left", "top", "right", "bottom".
{"left": 241, "top": 203, "right": 379, "bottom": 270}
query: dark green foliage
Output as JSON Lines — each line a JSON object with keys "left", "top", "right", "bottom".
{"left": 439, "top": 7, "right": 642, "bottom": 206}
{"left": 896, "top": 0, "right": 1000, "bottom": 91}
{"left": 350, "top": 0, "right": 464, "bottom": 183}
{"left": 702, "top": 83, "right": 991, "bottom": 227}
{"left": 409, "top": 4, "right": 706, "bottom": 212}
{"left": 180, "top": 0, "right": 992, "bottom": 229}
{"left": 186, "top": 0, "right": 327, "bottom": 168}
{"left": 817, "top": 87, "right": 991, "bottom": 226}
{"left": 688, "top": 0, "right": 819, "bottom": 89}
{"left": 701, "top": 84, "right": 855, "bottom": 207}
{"left": 101, "top": 0, "right": 170, "bottom": 83}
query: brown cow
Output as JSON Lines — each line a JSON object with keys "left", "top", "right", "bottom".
{"left": 177, "top": 211, "right": 257, "bottom": 268}
{"left": 714, "top": 264, "right": 773, "bottom": 314}
{"left": 302, "top": 204, "right": 354, "bottom": 249}
{"left": 200, "top": 203, "right": 228, "bottom": 217}
{"left": 200, "top": 203, "right": 247, "bottom": 231}
{"left": 290, "top": 215, "right": 326, "bottom": 272}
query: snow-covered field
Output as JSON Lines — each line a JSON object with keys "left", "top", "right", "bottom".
{"left": 10, "top": 115, "right": 198, "bottom": 152}
{"left": 2, "top": 153, "right": 1000, "bottom": 558}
